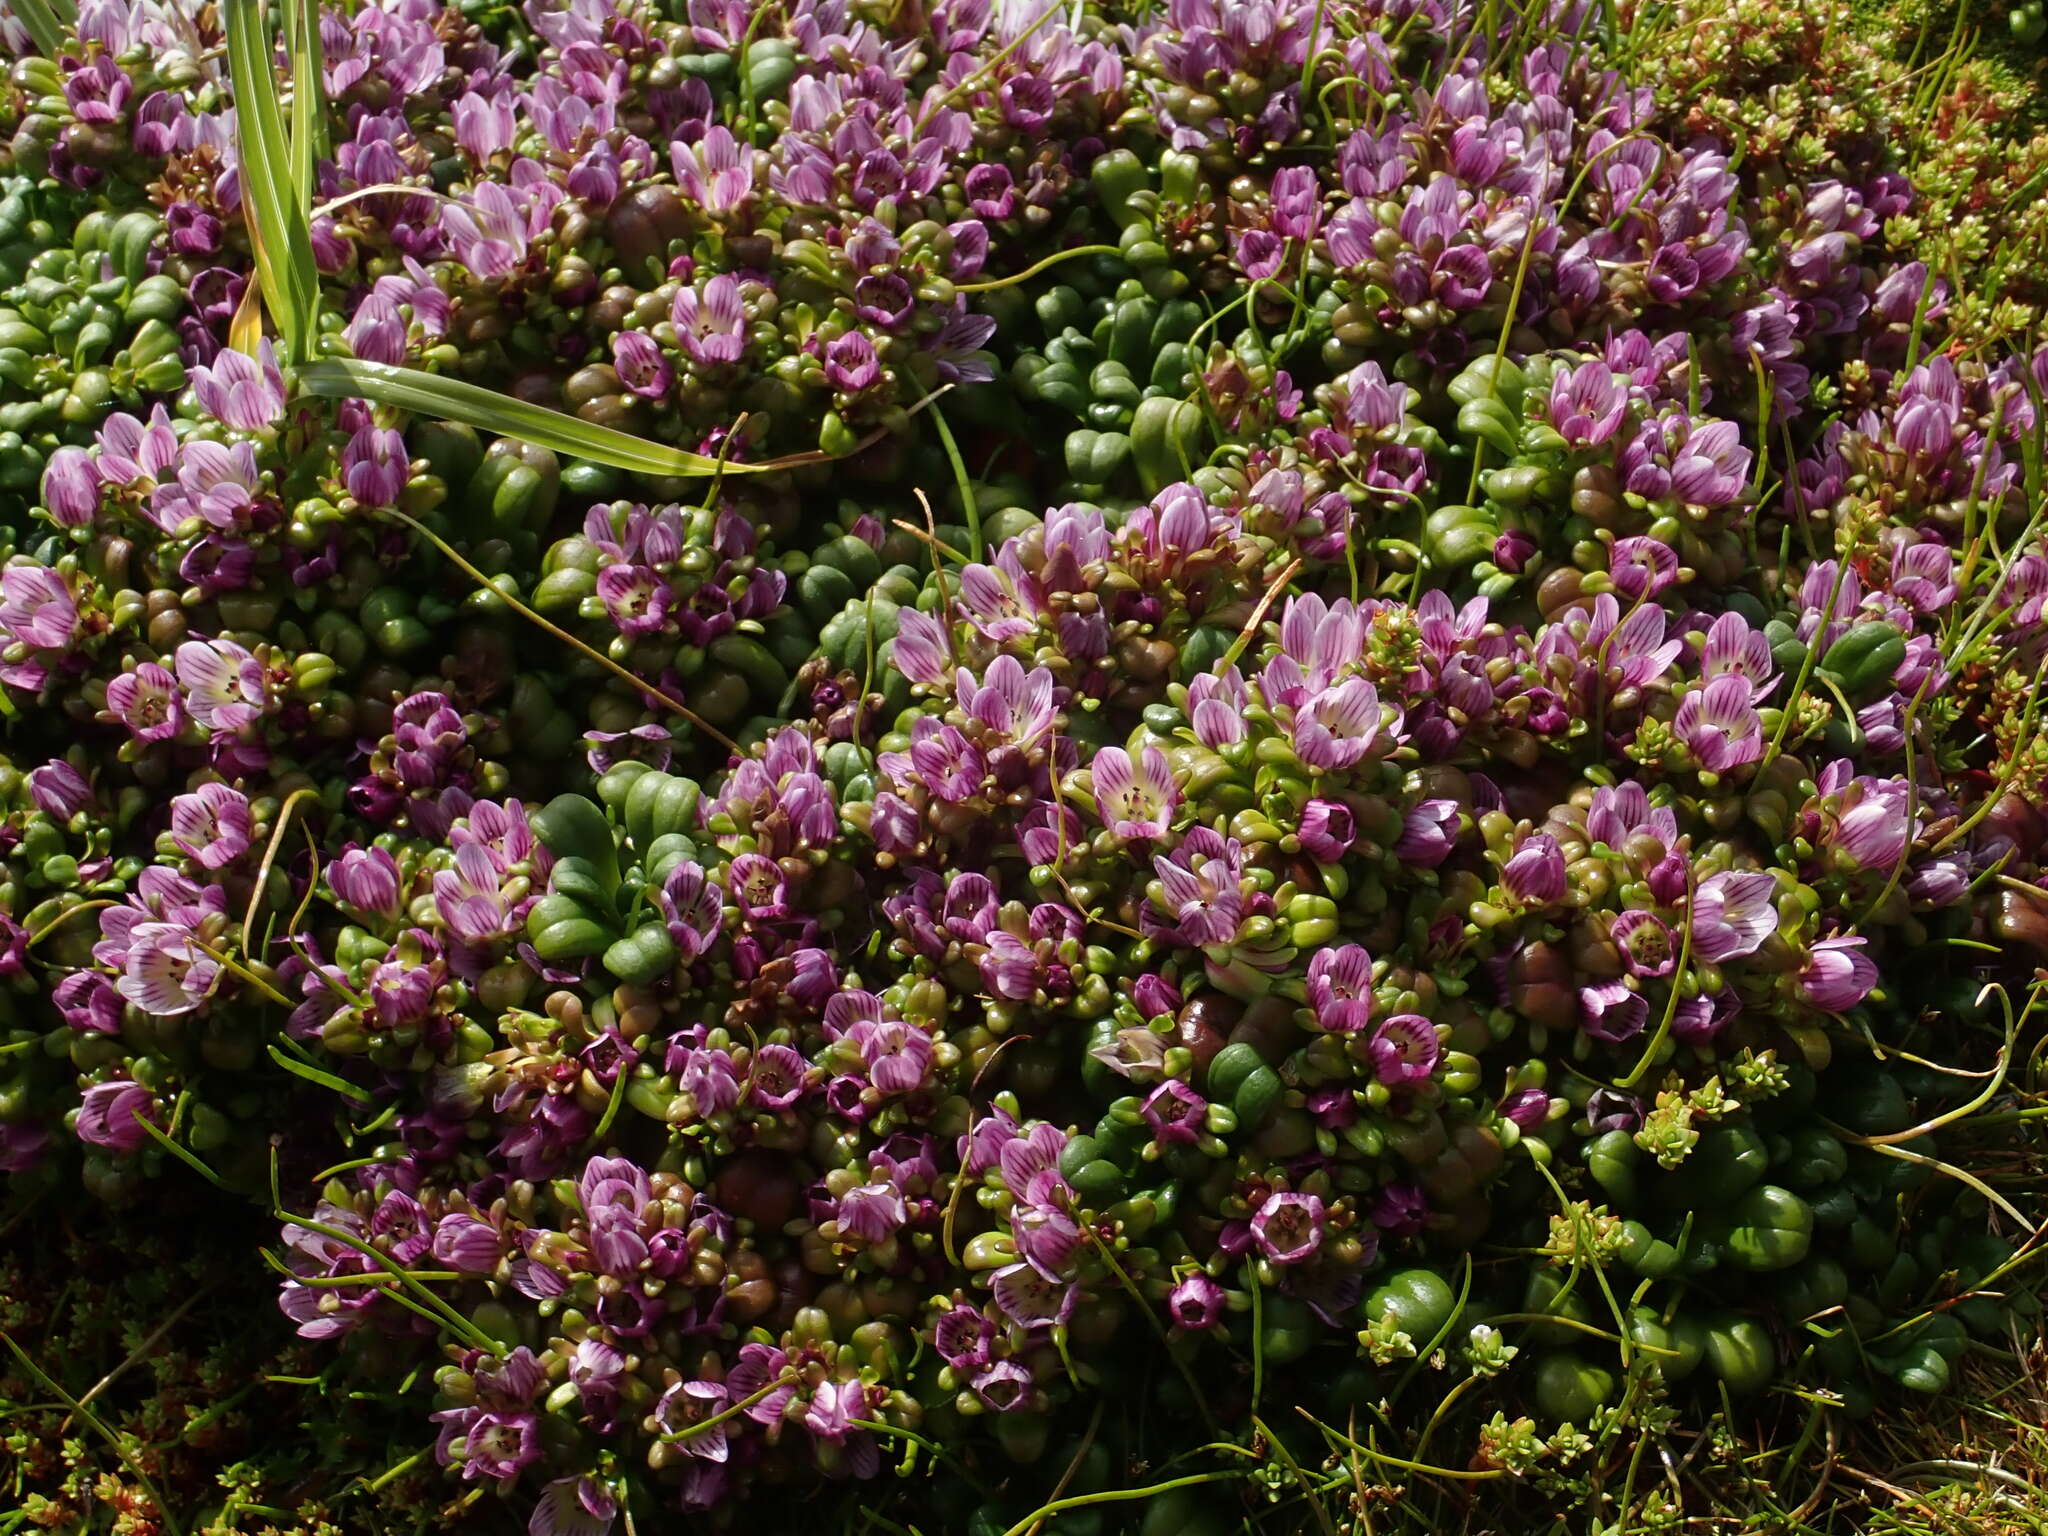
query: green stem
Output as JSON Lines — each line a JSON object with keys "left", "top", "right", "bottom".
{"left": 956, "top": 244, "right": 1123, "bottom": 294}
{"left": 997, "top": 1472, "right": 1247, "bottom": 1536}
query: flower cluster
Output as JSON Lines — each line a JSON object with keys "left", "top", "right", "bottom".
{"left": 0, "top": 0, "right": 2043, "bottom": 1532}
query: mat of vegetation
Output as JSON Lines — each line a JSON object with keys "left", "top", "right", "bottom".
{"left": 1, "top": 0, "right": 2047, "bottom": 1533}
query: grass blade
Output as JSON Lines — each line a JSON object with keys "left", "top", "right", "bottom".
{"left": 266, "top": 1041, "right": 372, "bottom": 1104}
{"left": 286, "top": 0, "right": 327, "bottom": 205}
{"left": 130, "top": 1110, "right": 227, "bottom": 1188}
{"left": 297, "top": 358, "right": 834, "bottom": 478}
{"left": 8, "top": 0, "right": 68, "bottom": 57}
{"left": 223, "top": 0, "right": 317, "bottom": 362}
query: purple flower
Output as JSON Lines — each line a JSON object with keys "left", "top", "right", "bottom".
{"left": 1299, "top": 799, "right": 1355, "bottom": 862}
{"left": 1798, "top": 936, "right": 1876, "bottom": 1012}
{"left": 1492, "top": 529, "right": 1537, "bottom": 573}
{"left": 1891, "top": 542, "right": 1957, "bottom": 615}
{"left": 331, "top": 846, "right": 402, "bottom": 914}
{"left": 1250, "top": 1190, "right": 1325, "bottom": 1266}
{"left": 1148, "top": 827, "right": 1244, "bottom": 948}
{"left": 1306, "top": 944, "right": 1374, "bottom": 1032}
{"left": 1894, "top": 357, "right": 1959, "bottom": 458}
{"left": 1548, "top": 358, "right": 1627, "bottom": 447}
{"left": 1907, "top": 857, "right": 1970, "bottom": 909}
{"left": 65, "top": 54, "right": 130, "bottom": 122}
{"left": 656, "top": 1377, "right": 734, "bottom": 1461}
{"left": 169, "top": 782, "right": 253, "bottom": 869}
{"left": 54, "top": 971, "right": 121, "bottom": 1034}
{"left": 1587, "top": 1088, "right": 1646, "bottom": 1134}
{"left": 1168, "top": 1271, "right": 1226, "bottom": 1329}
{"left": 439, "top": 1408, "right": 539, "bottom": 1486}
{"left": 671, "top": 125, "right": 755, "bottom": 213}
{"left": 1500, "top": 1088, "right": 1553, "bottom": 1131}
{"left": 849, "top": 1017, "right": 934, "bottom": 1095}
{"left": 834, "top": 1182, "right": 907, "bottom": 1244}
{"left": 935, "top": 1305, "right": 994, "bottom": 1370}
{"left": 1369, "top": 1181, "right": 1429, "bottom": 1236}
{"left": 611, "top": 331, "right": 674, "bottom": 398}
{"left": 958, "top": 655, "right": 1056, "bottom": 748}
{"left": 76, "top": 1080, "right": 158, "bottom": 1152}
{"left": 965, "top": 163, "right": 1017, "bottom": 219}
{"left": 1394, "top": 799, "right": 1459, "bottom": 867}
{"left": 97, "top": 407, "right": 178, "bottom": 488}
{"left": 991, "top": 1261, "right": 1077, "bottom": 1329}
{"left": 596, "top": 565, "right": 673, "bottom": 638}
{"left": 1832, "top": 779, "right": 1913, "bottom": 873}
{"left": 1234, "top": 227, "right": 1286, "bottom": 281}
{"left": 746, "top": 1043, "right": 807, "bottom": 1109}
{"left": 1607, "top": 537, "right": 1679, "bottom": 600}
{"left": 675, "top": 1040, "right": 741, "bottom": 1116}
{"left": 190, "top": 340, "right": 287, "bottom": 431}
{"left": 1690, "top": 870, "right": 1777, "bottom": 962}
{"left": 1699, "top": 611, "right": 1777, "bottom": 701}
{"left": 972, "top": 1361, "right": 1034, "bottom": 1413}
{"left": 822, "top": 331, "right": 880, "bottom": 393}
{"left": 1012, "top": 1196, "right": 1083, "bottom": 1280}
{"left": 1092, "top": 745, "right": 1180, "bottom": 840}
{"left": 105, "top": 661, "right": 183, "bottom": 742}
{"left": 175, "top": 638, "right": 267, "bottom": 733}
{"left": 344, "top": 294, "right": 406, "bottom": 364}
{"left": 1142, "top": 1080, "right": 1208, "bottom": 1145}
{"left": 1610, "top": 910, "right": 1675, "bottom": 977}
{"left": 1368, "top": 1014, "right": 1441, "bottom": 1085}
{"left": 1188, "top": 669, "right": 1248, "bottom": 748}
{"left": 979, "top": 931, "right": 1041, "bottom": 1001}
{"left": 1289, "top": 677, "right": 1393, "bottom": 771}
{"left": 453, "top": 93, "right": 516, "bottom": 161}
{"left": 529, "top": 1476, "right": 617, "bottom": 1536}
{"left": 442, "top": 183, "right": 534, "bottom": 280}
{"left": 0, "top": 567, "right": 79, "bottom": 650}
{"left": 1269, "top": 165, "right": 1322, "bottom": 241}
{"left": 1501, "top": 833, "right": 1566, "bottom": 905}
{"left": 1670, "top": 419, "right": 1751, "bottom": 506}
{"left": 434, "top": 1215, "right": 503, "bottom": 1274}
{"left": 1132, "top": 973, "right": 1181, "bottom": 1021}
{"left": 889, "top": 608, "right": 951, "bottom": 686}
{"left": 27, "top": 760, "right": 91, "bottom": 818}
{"left": 119, "top": 924, "right": 220, "bottom": 1015}
{"left": 342, "top": 425, "right": 409, "bottom": 508}
{"left": 166, "top": 201, "right": 221, "bottom": 256}
{"left": 1674, "top": 675, "right": 1764, "bottom": 771}
{"left": 41, "top": 446, "right": 100, "bottom": 527}
{"left": 1671, "top": 987, "right": 1741, "bottom": 1045}
{"left": 672, "top": 275, "right": 746, "bottom": 365}
{"left": 1579, "top": 979, "right": 1648, "bottom": 1043}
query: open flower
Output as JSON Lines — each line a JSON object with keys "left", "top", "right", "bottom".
{"left": 1250, "top": 1190, "right": 1326, "bottom": 1266}
{"left": 1691, "top": 870, "right": 1777, "bottom": 962}
{"left": 169, "top": 782, "right": 254, "bottom": 869}
{"left": 1579, "top": 979, "right": 1648, "bottom": 1043}
{"left": 190, "top": 339, "right": 287, "bottom": 430}
{"left": 1169, "top": 1272, "right": 1226, "bottom": 1329}
{"left": 1368, "top": 1014, "right": 1441, "bottom": 1085}
{"left": 1091, "top": 745, "right": 1180, "bottom": 840}
{"left": 1306, "top": 944, "right": 1374, "bottom": 1032}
